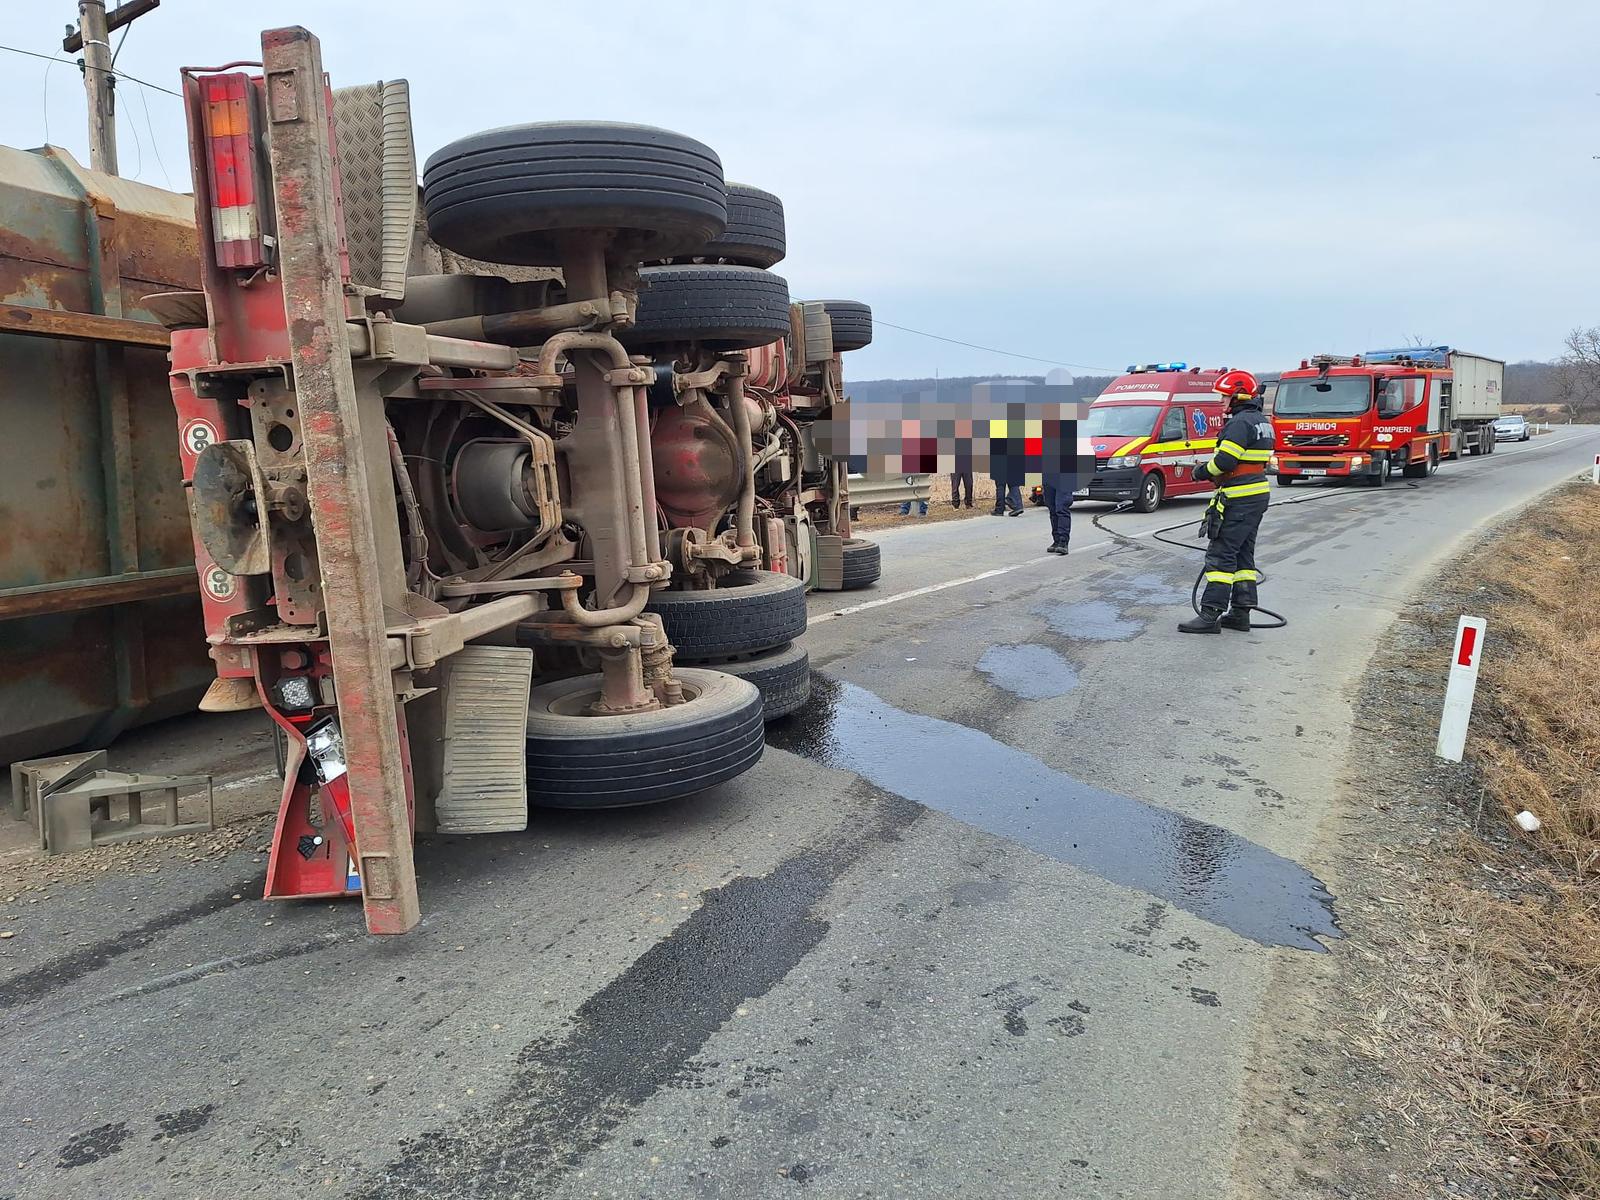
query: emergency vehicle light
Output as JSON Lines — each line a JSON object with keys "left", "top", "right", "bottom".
{"left": 1125, "top": 362, "right": 1189, "bottom": 374}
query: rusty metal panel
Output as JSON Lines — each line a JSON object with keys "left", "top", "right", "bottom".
{"left": 0, "top": 144, "right": 211, "bottom": 764}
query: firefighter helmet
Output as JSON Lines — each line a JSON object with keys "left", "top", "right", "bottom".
{"left": 1212, "top": 369, "right": 1258, "bottom": 400}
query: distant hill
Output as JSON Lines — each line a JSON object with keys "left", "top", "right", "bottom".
{"left": 848, "top": 361, "right": 1569, "bottom": 415}
{"left": 846, "top": 374, "right": 1115, "bottom": 404}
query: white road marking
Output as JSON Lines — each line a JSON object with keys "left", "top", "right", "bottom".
{"left": 812, "top": 538, "right": 1144, "bottom": 623}
{"left": 816, "top": 431, "right": 1600, "bottom": 624}
{"left": 1489, "top": 432, "right": 1584, "bottom": 455}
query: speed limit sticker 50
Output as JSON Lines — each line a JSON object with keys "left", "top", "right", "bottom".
{"left": 201, "top": 563, "right": 237, "bottom": 602}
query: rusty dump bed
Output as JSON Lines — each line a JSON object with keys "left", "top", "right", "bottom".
{"left": 0, "top": 144, "right": 211, "bottom": 764}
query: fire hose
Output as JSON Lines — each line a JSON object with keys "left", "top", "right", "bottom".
{"left": 1092, "top": 480, "right": 1425, "bottom": 631}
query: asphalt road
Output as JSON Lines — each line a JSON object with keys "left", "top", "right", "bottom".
{"left": 3, "top": 428, "right": 1597, "bottom": 1200}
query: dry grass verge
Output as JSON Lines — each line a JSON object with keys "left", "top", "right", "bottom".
{"left": 1233, "top": 480, "right": 1600, "bottom": 1200}
{"left": 1438, "top": 484, "right": 1600, "bottom": 1192}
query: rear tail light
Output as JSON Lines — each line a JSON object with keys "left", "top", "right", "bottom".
{"left": 201, "top": 73, "right": 269, "bottom": 270}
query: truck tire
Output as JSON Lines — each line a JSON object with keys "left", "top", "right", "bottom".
{"left": 624, "top": 265, "right": 792, "bottom": 351}
{"left": 683, "top": 183, "right": 785, "bottom": 268}
{"left": 525, "top": 668, "right": 763, "bottom": 808}
{"left": 841, "top": 537, "right": 881, "bottom": 589}
{"left": 1275, "top": 474, "right": 1296, "bottom": 487}
{"left": 1365, "top": 454, "right": 1390, "bottom": 488}
{"left": 646, "top": 569, "right": 807, "bottom": 657}
{"left": 818, "top": 300, "right": 873, "bottom": 351}
{"left": 1403, "top": 444, "right": 1439, "bottom": 478}
{"left": 697, "top": 641, "right": 810, "bottom": 721}
{"left": 422, "top": 122, "right": 727, "bottom": 266}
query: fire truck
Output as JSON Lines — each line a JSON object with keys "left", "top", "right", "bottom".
{"left": 1271, "top": 346, "right": 1505, "bottom": 486}
{"left": 158, "top": 26, "right": 869, "bottom": 932}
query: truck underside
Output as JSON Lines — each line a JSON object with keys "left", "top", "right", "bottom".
{"left": 162, "top": 27, "right": 877, "bottom": 932}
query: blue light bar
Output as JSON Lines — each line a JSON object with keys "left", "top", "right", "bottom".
{"left": 1126, "top": 361, "right": 1190, "bottom": 374}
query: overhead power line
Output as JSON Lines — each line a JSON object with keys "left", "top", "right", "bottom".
{"left": 876, "top": 319, "right": 1115, "bottom": 374}
{"left": 0, "top": 41, "right": 181, "bottom": 98}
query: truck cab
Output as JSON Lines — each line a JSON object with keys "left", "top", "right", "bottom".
{"left": 1077, "top": 364, "right": 1228, "bottom": 512}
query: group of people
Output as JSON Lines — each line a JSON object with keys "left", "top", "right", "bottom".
{"left": 937, "top": 369, "right": 1273, "bottom": 631}
{"left": 943, "top": 436, "right": 1079, "bottom": 557}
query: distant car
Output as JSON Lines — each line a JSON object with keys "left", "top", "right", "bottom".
{"left": 1494, "top": 413, "right": 1531, "bottom": 442}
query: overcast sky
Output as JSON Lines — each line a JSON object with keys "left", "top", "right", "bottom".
{"left": 2, "top": 0, "right": 1593, "bottom": 380}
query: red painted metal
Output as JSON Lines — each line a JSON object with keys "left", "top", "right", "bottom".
{"left": 651, "top": 401, "right": 744, "bottom": 530}
{"left": 172, "top": 31, "right": 420, "bottom": 932}
{"left": 257, "top": 25, "right": 419, "bottom": 933}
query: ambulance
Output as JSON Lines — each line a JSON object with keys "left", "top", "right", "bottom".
{"left": 1075, "top": 364, "right": 1231, "bottom": 512}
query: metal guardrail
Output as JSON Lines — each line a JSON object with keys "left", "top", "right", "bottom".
{"left": 845, "top": 474, "right": 931, "bottom": 506}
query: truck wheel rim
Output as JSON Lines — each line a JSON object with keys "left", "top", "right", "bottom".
{"left": 543, "top": 678, "right": 705, "bottom": 717}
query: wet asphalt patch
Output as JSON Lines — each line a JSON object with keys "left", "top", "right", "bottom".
{"left": 975, "top": 644, "right": 1079, "bottom": 699}
{"left": 767, "top": 675, "right": 1340, "bottom": 952}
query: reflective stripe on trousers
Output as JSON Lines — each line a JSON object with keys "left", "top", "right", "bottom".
{"left": 1200, "top": 491, "right": 1268, "bottom": 612}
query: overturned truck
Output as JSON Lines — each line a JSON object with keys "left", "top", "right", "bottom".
{"left": 166, "top": 27, "right": 873, "bottom": 932}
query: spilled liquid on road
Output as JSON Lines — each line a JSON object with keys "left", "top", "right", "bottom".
{"left": 768, "top": 675, "right": 1341, "bottom": 952}
{"left": 1035, "top": 599, "right": 1144, "bottom": 640}
{"left": 976, "top": 644, "right": 1079, "bottom": 699}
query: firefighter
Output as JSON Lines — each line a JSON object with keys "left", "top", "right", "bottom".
{"left": 1179, "top": 369, "right": 1273, "bottom": 634}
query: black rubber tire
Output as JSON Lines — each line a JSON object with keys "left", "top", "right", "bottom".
{"left": 693, "top": 641, "right": 810, "bottom": 721}
{"left": 646, "top": 569, "right": 807, "bottom": 657}
{"left": 1276, "top": 474, "right": 1296, "bottom": 487}
{"left": 693, "top": 183, "right": 786, "bottom": 268}
{"left": 525, "top": 668, "right": 762, "bottom": 808}
{"left": 1134, "top": 471, "right": 1165, "bottom": 513}
{"left": 623, "top": 265, "right": 792, "bottom": 351}
{"left": 1365, "top": 455, "right": 1390, "bottom": 487}
{"left": 841, "top": 537, "right": 881, "bottom": 589}
{"left": 1403, "top": 445, "right": 1439, "bottom": 478}
{"left": 422, "top": 122, "right": 727, "bottom": 266}
{"left": 818, "top": 300, "right": 873, "bottom": 351}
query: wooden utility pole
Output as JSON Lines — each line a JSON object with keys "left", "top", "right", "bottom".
{"left": 63, "top": 0, "right": 160, "bottom": 176}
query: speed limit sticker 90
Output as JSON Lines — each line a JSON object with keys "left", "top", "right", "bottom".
{"left": 182, "top": 419, "right": 218, "bottom": 457}
{"left": 202, "top": 563, "right": 237, "bottom": 601}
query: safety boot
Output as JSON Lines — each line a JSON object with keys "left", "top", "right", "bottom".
{"left": 1219, "top": 608, "right": 1252, "bottom": 631}
{"left": 1178, "top": 607, "right": 1224, "bottom": 635}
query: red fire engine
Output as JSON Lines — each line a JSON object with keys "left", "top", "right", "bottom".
{"left": 1271, "top": 347, "right": 1505, "bottom": 487}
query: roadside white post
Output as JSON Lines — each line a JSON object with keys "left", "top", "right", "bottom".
{"left": 1591, "top": 454, "right": 1600, "bottom": 485}
{"left": 1436, "top": 615, "right": 1487, "bottom": 762}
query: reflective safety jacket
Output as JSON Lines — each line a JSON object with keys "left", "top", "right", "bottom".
{"left": 1201, "top": 399, "right": 1273, "bottom": 499}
